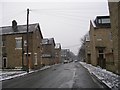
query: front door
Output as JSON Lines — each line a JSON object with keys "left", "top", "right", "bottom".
{"left": 3, "top": 57, "right": 7, "bottom": 68}
{"left": 98, "top": 48, "right": 106, "bottom": 69}
{"left": 87, "top": 54, "right": 91, "bottom": 64}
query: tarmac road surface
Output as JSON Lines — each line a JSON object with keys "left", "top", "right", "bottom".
{"left": 2, "top": 62, "right": 105, "bottom": 88}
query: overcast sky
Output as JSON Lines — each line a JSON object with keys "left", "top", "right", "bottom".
{"left": 0, "top": 0, "right": 109, "bottom": 55}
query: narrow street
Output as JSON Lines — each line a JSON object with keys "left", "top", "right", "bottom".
{"left": 2, "top": 62, "right": 105, "bottom": 88}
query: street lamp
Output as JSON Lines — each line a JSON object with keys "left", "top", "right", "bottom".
{"left": 26, "top": 8, "right": 29, "bottom": 73}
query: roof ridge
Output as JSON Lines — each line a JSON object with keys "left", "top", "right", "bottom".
{"left": 0, "top": 23, "right": 39, "bottom": 28}
{"left": 0, "top": 23, "right": 40, "bottom": 35}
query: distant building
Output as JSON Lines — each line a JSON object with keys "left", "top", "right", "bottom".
{"left": 108, "top": 1, "right": 120, "bottom": 74}
{"left": 41, "top": 38, "right": 55, "bottom": 66}
{"left": 88, "top": 16, "right": 114, "bottom": 70}
{"left": 55, "top": 43, "right": 61, "bottom": 64}
{"left": 85, "top": 34, "right": 91, "bottom": 64}
{"left": 61, "top": 49, "right": 70, "bottom": 62}
{"left": 1, "top": 20, "right": 43, "bottom": 69}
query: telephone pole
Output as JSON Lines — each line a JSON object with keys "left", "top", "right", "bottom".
{"left": 26, "top": 8, "right": 29, "bottom": 73}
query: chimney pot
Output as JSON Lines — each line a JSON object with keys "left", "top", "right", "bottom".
{"left": 12, "top": 20, "right": 18, "bottom": 32}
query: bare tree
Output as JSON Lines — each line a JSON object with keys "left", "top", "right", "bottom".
{"left": 77, "top": 34, "right": 87, "bottom": 61}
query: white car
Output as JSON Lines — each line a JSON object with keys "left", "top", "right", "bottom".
{"left": 63, "top": 60, "right": 68, "bottom": 64}
{"left": 74, "top": 60, "right": 78, "bottom": 62}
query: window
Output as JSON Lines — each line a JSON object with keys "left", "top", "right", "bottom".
{"left": 34, "top": 53, "right": 38, "bottom": 65}
{"left": 24, "top": 40, "right": 27, "bottom": 46}
{"left": 99, "top": 49, "right": 103, "bottom": 53}
{"left": 98, "top": 19, "right": 101, "bottom": 23}
{"left": 1, "top": 39, "right": 6, "bottom": 47}
{"left": 42, "top": 39, "right": 49, "bottom": 44}
{"left": 96, "top": 36, "right": 102, "bottom": 41}
{"left": 98, "top": 18, "right": 110, "bottom": 24}
{"left": 2, "top": 41, "right": 4, "bottom": 46}
{"left": 98, "top": 49, "right": 105, "bottom": 59}
{"left": 101, "top": 18, "right": 110, "bottom": 24}
{"left": 1, "top": 41, "right": 4, "bottom": 46}
{"left": 97, "top": 38, "right": 102, "bottom": 41}
{"left": 15, "top": 37, "right": 22, "bottom": 49}
{"left": 109, "top": 32, "right": 112, "bottom": 40}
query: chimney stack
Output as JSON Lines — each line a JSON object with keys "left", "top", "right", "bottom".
{"left": 12, "top": 20, "right": 18, "bottom": 32}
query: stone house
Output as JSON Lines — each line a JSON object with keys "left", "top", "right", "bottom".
{"left": 61, "top": 49, "right": 70, "bottom": 63}
{"left": 41, "top": 38, "right": 55, "bottom": 66}
{"left": 54, "top": 43, "right": 61, "bottom": 64}
{"left": 108, "top": 1, "right": 120, "bottom": 74}
{"left": 85, "top": 34, "right": 91, "bottom": 64}
{"left": 88, "top": 16, "right": 114, "bottom": 70}
{"left": 1, "top": 20, "right": 43, "bottom": 69}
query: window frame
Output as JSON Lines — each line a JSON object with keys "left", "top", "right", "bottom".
{"left": 15, "top": 37, "right": 22, "bottom": 50}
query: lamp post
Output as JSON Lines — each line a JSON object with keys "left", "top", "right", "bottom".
{"left": 41, "top": 46, "right": 43, "bottom": 67}
{"left": 26, "top": 8, "right": 29, "bottom": 73}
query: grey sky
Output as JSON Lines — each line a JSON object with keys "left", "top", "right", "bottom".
{"left": 1, "top": 0, "right": 109, "bottom": 55}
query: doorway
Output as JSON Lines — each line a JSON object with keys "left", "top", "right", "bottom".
{"left": 98, "top": 48, "right": 106, "bottom": 69}
{"left": 3, "top": 57, "right": 7, "bottom": 68}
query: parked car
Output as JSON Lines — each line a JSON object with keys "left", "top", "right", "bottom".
{"left": 63, "top": 60, "right": 68, "bottom": 64}
{"left": 74, "top": 60, "right": 78, "bottom": 62}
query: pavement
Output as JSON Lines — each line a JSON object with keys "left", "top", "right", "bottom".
{"left": 2, "top": 62, "right": 108, "bottom": 88}
{"left": 72, "top": 63, "right": 105, "bottom": 88}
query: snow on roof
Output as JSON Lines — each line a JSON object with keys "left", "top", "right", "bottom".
{"left": 0, "top": 23, "right": 39, "bottom": 35}
{"left": 55, "top": 43, "right": 61, "bottom": 49}
{"left": 42, "top": 38, "right": 55, "bottom": 45}
{"left": 42, "top": 39, "right": 49, "bottom": 44}
{"left": 91, "top": 19, "right": 96, "bottom": 28}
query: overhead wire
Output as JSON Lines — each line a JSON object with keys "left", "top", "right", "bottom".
{"left": 31, "top": 10, "right": 86, "bottom": 49}
{"left": 0, "top": 9, "right": 91, "bottom": 31}
{"left": 62, "top": 44, "right": 81, "bottom": 48}
{"left": 32, "top": 12, "right": 89, "bottom": 29}
{"left": 32, "top": 10, "right": 90, "bottom": 19}
{"left": 1, "top": 8, "right": 93, "bottom": 24}
{"left": 31, "top": 8, "right": 105, "bottom": 18}
{"left": 1, "top": 9, "right": 91, "bottom": 29}
{"left": 1, "top": 10, "right": 26, "bottom": 22}
{"left": 32, "top": 10, "right": 90, "bottom": 24}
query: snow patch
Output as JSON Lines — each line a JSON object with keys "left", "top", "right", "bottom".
{"left": 0, "top": 65, "right": 51, "bottom": 81}
{"left": 79, "top": 62, "right": 120, "bottom": 89}
{"left": 0, "top": 71, "right": 27, "bottom": 81}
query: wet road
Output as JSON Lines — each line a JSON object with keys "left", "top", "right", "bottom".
{"left": 2, "top": 62, "right": 104, "bottom": 88}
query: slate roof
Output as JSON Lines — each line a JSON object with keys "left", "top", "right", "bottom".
{"left": 55, "top": 43, "right": 61, "bottom": 49}
{"left": 42, "top": 38, "right": 55, "bottom": 46}
{"left": 0, "top": 23, "right": 39, "bottom": 35}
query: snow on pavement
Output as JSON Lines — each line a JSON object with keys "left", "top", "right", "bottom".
{"left": 0, "top": 66, "right": 51, "bottom": 81}
{"left": 0, "top": 71, "right": 27, "bottom": 81}
{"left": 79, "top": 61, "right": 120, "bottom": 89}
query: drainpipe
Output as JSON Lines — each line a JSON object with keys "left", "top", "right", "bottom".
{"left": 22, "top": 36, "right": 24, "bottom": 70}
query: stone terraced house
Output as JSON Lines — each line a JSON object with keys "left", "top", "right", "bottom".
{"left": 108, "top": 1, "right": 120, "bottom": 74}
{"left": 1, "top": 20, "right": 43, "bottom": 70}
{"left": 41, "top": 38, "right": 55, "bottom": 66}
{"left": 86, "top": 16, "right": 114, "bottom": 71}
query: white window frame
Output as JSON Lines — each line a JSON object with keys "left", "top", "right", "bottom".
{"left": 101, "top": 18, "right": 110, "bottom": 24}
{"left": 24, "top": 40, "right": 27, "bottom": 46}
{"left": 34, "top": 53, "right": 38, "bottom": 65}
{"left": 15, "top": 37, "right": 22, "bottom": 50}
